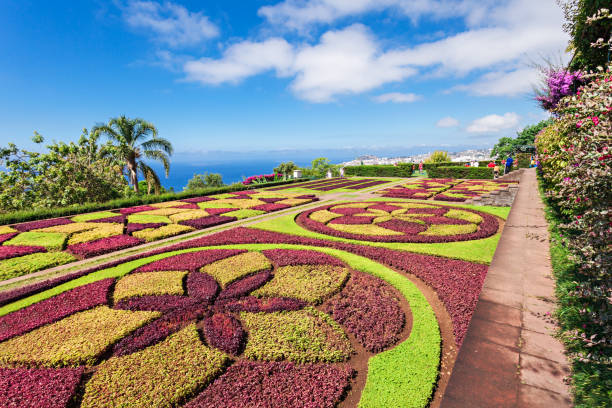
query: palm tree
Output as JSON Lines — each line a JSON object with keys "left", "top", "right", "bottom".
{"left": 92, "top": 116, "right": 173, "bottom": 194}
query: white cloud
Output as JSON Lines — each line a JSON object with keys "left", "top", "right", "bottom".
{"left": 184, "top": 38, "right": 294, "bottom": 84}
{"left": 466, "top": 112, "right": 520, "bottom": 133}
{"left": 373, "top": 92, "right": 421, "bottom": 103}
{"left": 290, "top": 25, "right": 415, "bottom": 102}
{"left": 452, "top": 68, "right": 540, "bottom": 97}
{"left": 436, "top": 117, "right": 460, "bottom": 127}
{"left": 122, "top": 1, "right": 218, "bottom": 47}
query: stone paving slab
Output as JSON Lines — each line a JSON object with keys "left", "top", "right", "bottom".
{"left": 441, "top": 168, "right": 572, "bottom": 407}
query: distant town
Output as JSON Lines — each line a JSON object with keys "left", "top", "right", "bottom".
{"left": 340, "top": 148, "right": 493, "bottom": 166}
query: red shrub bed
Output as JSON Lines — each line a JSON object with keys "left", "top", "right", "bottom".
{"left": 215, "top": 296, "right": 306, "bottom": 313}
{"left": 251, "top": 203, "right": 291, "bottom": 212}
{"left": 135, "top": 249, "right": 246, "bottom": 273}
{"left": 119, "top": 205, "right": 156, "bottom": 215}
{"left": 0, "top": 232, "right": 18, "bottom": 244}
{"left": 0, "top": 367, "right": 84, "bottom": 408}
{"left": 88, "top": 215, "right": 126, "bottom": 224}
{"left": 204, "top": 208, "right": 236, "bottom": 215}
{"left": 0, "top": 278, "right": 114, "bottom": 342}
{"left": 112, "top": 303, "right": 209, "bottom": 357}
{"left": 181, "top": 196, "right": 215, "bottom": 203}
{"left": 377, "top": 219, "right": 427, "bottom": 234}
{"left": 261, "top": 249, "right": 345, "bottom": 267}
{"left": 67, "top": 235, "right": 143, "bottom": 258}
{"left": 259, "top": 197, "right": 284, "bottom": 203}
{"left": 114, "top": 295, "right": 200, "bottom": 313}
{"left": 324, "top": 271, "right": 405, "bottom": 352}
{"left": 203, "top": 313, "right": 244, "bottom": 355}
{"left": 175, "top": 203, "right": 200, "bottom": 209}
{"left": 0, "top": 245, "right": 46, "bottom": 261}
{"left": 328, "top": 215, "right": 375, "bottom": 224}
{"left": 179, "top": 215, "right": 237, "bottom": 229}
{"left": 217, "top": 270, "right": 271, "bottom": 300}
{"left": 344, "top": 180, "right": 388, "bottom": 189}
{"left": 186, "top": 272, "right": 219, "bottom": 303}
{"left": 184, "top": 361, "right": 354, "bottom": 408}
{"left": 11, "top": 218, "right": 73, "bottom": 232}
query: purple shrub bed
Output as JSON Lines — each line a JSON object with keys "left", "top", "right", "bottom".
{"left": 203, "top": 313, "right": 245, "bottom": 355}
{"left": 0, "top": 366, "right": 84, "bottom": 408}
{"left": 179, "top": 215, "right": 237, "bottom": 229}
{"left": 299, "top": 202, "right": 498, "bottom": 243}
{"left": 251, "top": 203, "right": 290, "bottom": 212}
{"left": 184, "top": 361, "right": 354, "bottom": 408}
{"left": 204, "top": 207, "right": 235, "bottom": 215}
{"left": 324, "top": 271, "right": 405, "bottom": 352}
{"left": 175, "top": 203, "right": 201, "bottom": 209}
{"left": 261, "top": 249, "right": 345, "bottom": 267}
{"left": 67, "top": 235, "right": 143, "bottom": 258}
{"left": 0, "top": 245, "right": 46, "bottom": 261}
{"left": 215, "top": 296, "right": 306, "bottom": 313}
{"left": 0, "top": 279, "right": 114, "bottom": 342}
{"left": 216, "top": 270, "right": 271, "bottom": 300}
{"left": 344, "top": 180, "right": 388, "bottom": 189}
{"left": 187, "top": 272, "right": 220, "bottom": 303}
{"left": 0, "top": 232, "right": 18, "bottom": 244}
{"left": 136, "top": 249, "right": 246, "bottom": 272}
{"left": 126, "top": 222, "right": 165, "bottom": 234}
{"left": 114, "top": 295, "right": 200, "bottom": 313}
{"left": 112, "top": 303, "right": 209, "bottom": 357}
{"left": 12, "top": 218, "right": 73, "bottom": 232}
{"left": 88, "top": 215, "right": 126, "bottom": 224}
{"left": 181, "top": 196, "right": 215, "bottom": 203}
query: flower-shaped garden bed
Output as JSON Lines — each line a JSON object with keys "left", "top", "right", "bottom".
{"left": 434, "top": 180, "right": 518, "bottom": 202}
{"left": 0, "top": 248, "right": 415, "bottom": 408}
{"left": 0, "top": 192, "right": 318, "bottom": 282}
{"left": 297, "top": 201, "right": 499, "bottom": 243}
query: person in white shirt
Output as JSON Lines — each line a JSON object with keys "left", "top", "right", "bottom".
{"left": 472, "top": 160, "right": 479, "bottom": 167}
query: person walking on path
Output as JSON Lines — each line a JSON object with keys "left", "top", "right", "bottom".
{"left": 505, "top": 156, "right": 514, "bottom": 174}
{"left": 418, "top": 161, "right": 423, "bottom": 175}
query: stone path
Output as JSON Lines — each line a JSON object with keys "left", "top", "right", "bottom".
{"left": 441, "top": 168, "right": 572, "bottom": 407}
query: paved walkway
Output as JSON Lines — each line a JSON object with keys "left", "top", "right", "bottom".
{"left": 441, "top": 168, "right": 572, "bottom": 407}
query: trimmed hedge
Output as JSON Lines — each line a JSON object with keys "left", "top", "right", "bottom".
{"left": 345, "top": 161, "right": 500, "bottom": 177}
{"left": 0, "top": 178, "right": 309, "bottom": 226}
{"left": 427, "top": 166, "right": 494, "bottom": 179}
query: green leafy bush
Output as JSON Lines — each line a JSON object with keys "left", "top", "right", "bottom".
{"left": 427, "top": 166, "right": 494, "bottom": 179}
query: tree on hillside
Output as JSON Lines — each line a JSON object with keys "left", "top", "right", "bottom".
{"left": 558, "top": 0, "right": 612, "bottom": 71}
{"left": 273, "top": 161, "right": 297, "bottom": 176}
{"left": 310, "top": 157, "right": 338, "bottom": 178}
{"left": 93, "top": 116, "right": 173, "bottom": 194}
{"left": 424, "top": 151, "right": 450, "bottom": 163}
{"left": 492, "top": 119, "right": 554, "bottom": 158}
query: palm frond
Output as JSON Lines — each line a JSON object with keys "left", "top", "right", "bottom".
{"left": 140, "top": 137, "right": 173, "bottom": 155}
{"left": 142, "top": 150, "right": 170, "bottom": 177}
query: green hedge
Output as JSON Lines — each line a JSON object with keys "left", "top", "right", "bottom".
{"left": 427, "top": 166, "right": 494, "bottom": 179}
{"left": 345, "top": 161, "right": 501, "bottom": 177}
{"left": 516, "top": 153, "right": 532, "bottom": 169}
{"left": 0, "top": 178, "right": 309, "bottom": 226}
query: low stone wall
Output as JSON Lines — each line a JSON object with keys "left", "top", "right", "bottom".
{"left": 465, "top": 184, "right": 519, "bottom": 207}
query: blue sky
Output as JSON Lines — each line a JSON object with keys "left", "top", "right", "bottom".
{"left": 0, "top": 0, "right": 566, "bottom": 159}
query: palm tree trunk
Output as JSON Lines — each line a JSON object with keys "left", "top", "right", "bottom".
{"left": 127, "top": 159, "right": 139, "bottom": 192}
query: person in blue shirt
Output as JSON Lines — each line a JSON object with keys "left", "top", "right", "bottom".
{"left": 505, "top": 156, "right": 514, "bottom": 174}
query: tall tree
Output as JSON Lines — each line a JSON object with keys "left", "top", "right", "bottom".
{"left": 93, "top": 116, "right": 173, "bottom": 193}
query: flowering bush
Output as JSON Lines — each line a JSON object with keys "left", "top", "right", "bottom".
{"left": 536, "top": 68, "right": 611, "bottom": 365}
{"left": 242, "top": 173, "right": 282, "bottom": 185}
{"left": 536, "top": 68, "right": 584, "bottom": 111}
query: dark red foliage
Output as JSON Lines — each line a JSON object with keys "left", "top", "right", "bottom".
{"left": 67, "top": 235, "right": 143, "bottom": 258}
{"left": 297, "top": 203, "right": 499, "bottom": 243}
{"left": 178, "top": 227, "right": 488, "bottom": 346}
{"left": 216, "top": 270, "right": 271, "bottom": 300}
{"left": 215, "top": 296, "right": 306, "bottom": 313}
{"left": 0, "top": 245, "right": 46, "bottom": 261}
{"left": 181, "top": 196, "right": 216, "bottom": 203}
{"left": 233, "top": 190, "right": 258, "bottom": 195}
{"left": 405, "top": 207, "right": 448, "bottom": 216}
{"left": 0, "top": 232, "right": 18, "bottom": 244}
{"left": 344, "top": 180, "right": 388, "bottom": 189}
{"left": 174, "top": 203, "right": 200, "bottom": 209}
{"left": 368, "top": 203, "right": 402, "bottom": 212}
{"left": 126, "top": 222, "right": 166, "bottom": 234}
{"left": 135, "top": 249, "right": 246, "bottom": 273}
{"left": 250, "top": 203, "right": 291, "bottom": 212}
{"left": 324, "top": 271, "right": 405, "bottom": 352}
{"left": 328, "top": 207, "right": 366, "bottom": 216}
{"left": 433, "top": 194, "right": 470, "bottom": 202}
{"left": 88, "top": 215, "right": 126, "bottom": 224}
{"left": 0, "top": 367, "right": 84, "bottom": 408}
{"left": 185, "top": 361, "right": 354, "bottom": 408}
{"left": 187, "top": 272, "right": 219, "bottom": 303}
{"left": 294, "top": 194, "right": 317, "bottom": 199}
{"left": 422, "top": 216, "right": 470, "bottom": 225}
{"left": 259, "top": 197, "right": 284, "bottom": 203}
{"left": 0, "top": 279, "right": 114, "bottom": 342}
{"left": 261, "top": 249, "right": 345, "bottom": 267}
{"left": 203, "top": 313, "right": 244, "bottom": 355}
{"left": 114, "top": 295, "right": 200, "bottom": 313}
{"left": 203, "top": 208, "right": 237, "bottom": 215}
{"left": 119, "top": 205, "right": 156, "bottom": 215}
{"left": 328, "top": 215, "right": 375, "bottom": 224}
{"left": 11, "top": 218, "right": 73, "bottom": 232}
{"left": 179, "top": 215, "right": 237, "bottom": 229}
{"left": 377, "top": 219, "right": 427, "bottom": 234}
{"left": 112, "top": 303, "right": 209, "bottom": 357}
{"left": 381, "top": 188, "right": 433, "bottom": 199}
